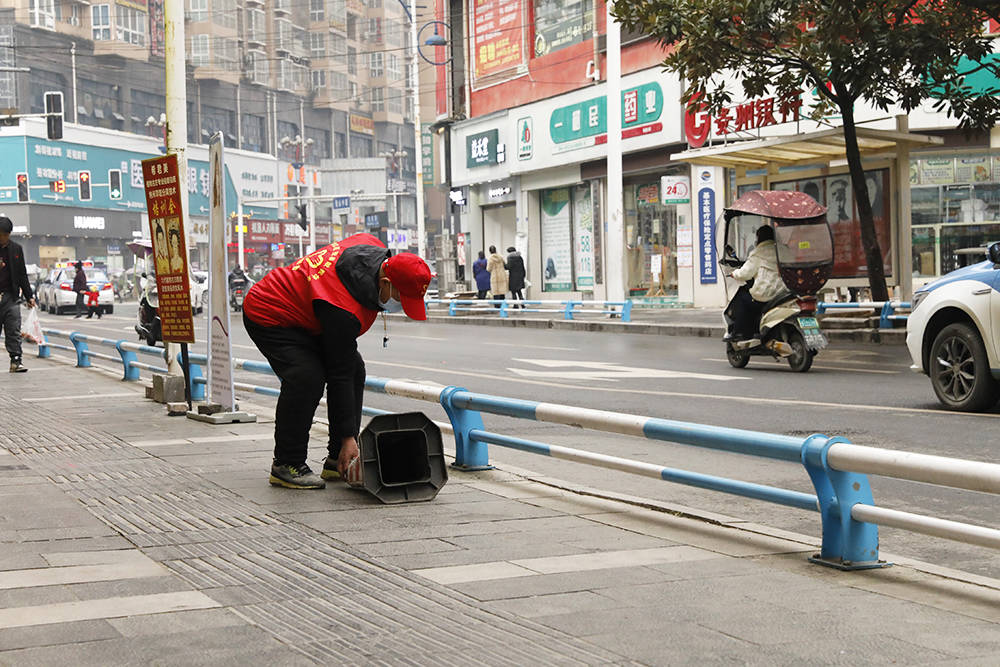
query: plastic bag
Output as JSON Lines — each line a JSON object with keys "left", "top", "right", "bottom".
{"left": 22, "top": 306, "right": 44, "bottom": 345}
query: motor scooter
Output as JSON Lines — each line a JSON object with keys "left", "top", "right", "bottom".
{"left": 230, "top": 277, "right": 248, "bottom": 312}
{"left": 718, "top": 190, "right": 834, "bottom": 373}
{"left": 134, "top": 272, "right": 162, "bottom": 346}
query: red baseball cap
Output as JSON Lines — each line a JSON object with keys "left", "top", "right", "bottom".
{"left": 384, "top": 253, "right": 432, "bottom": 320}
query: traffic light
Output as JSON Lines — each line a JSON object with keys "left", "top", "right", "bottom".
{"left": 78, "top": 170, "right": 91, "bottom": 201}
{"left": 16, "top": 173, "right": 28, "bottom": 202}
{"left": 296, "top": 204, "right": 308, "bottom": 231}
{"left": 108, "top": 169, "right": 122, "bottom": 200}
{"left": 44, "top": 91, "right": 63, "bottom": 141}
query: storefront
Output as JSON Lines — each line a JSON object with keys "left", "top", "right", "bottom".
{"left": 909, "top": 149, "right": 1000, "bottom": 279}
{"left": 10, "top": 204, "right": 145, "bottom": 271}
{"left": 449, "top": 66, "right": 685, "bottom": 299}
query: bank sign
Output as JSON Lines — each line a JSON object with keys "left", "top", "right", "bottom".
{"left": 0, "top": 136, "right": 244, "bottom": 220}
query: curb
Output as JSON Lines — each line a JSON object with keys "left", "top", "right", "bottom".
{"left": 421, "top": 313, "right": 907, "bottom": 344}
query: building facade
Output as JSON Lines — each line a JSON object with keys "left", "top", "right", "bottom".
{"left": 436, "top": 2, "right": 1000, "bottom": 305}
{"left": 0, "top": 0, "right": 427, "bottom": 268}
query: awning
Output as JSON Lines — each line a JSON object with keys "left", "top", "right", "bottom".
{"left": 670, "top": 127, "right": 943, "bottom": 169}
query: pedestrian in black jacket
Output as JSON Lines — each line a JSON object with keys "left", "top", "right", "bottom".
{"left": 72, "top": 260, "right": 87, "bottom": 318}
{"left": 506, "top": 246, "right": 526, "bottom": 308}
{"left": 0, "top": 216, "right": 36, "bottom": 372}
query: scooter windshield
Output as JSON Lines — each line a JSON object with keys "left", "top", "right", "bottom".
{"left": 774, "top": 222, "right": 833, "bottom": 267}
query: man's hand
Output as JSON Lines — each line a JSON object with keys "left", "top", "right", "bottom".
{"left": 337, "top": 436, "right": 360, "bottom": 477}
{"left": 27, "top": 298, "right": 35, "bottom": 308}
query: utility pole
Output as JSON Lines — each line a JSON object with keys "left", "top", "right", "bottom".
{"left": 409, "top": 0, "right": 426, "bottom": 257}
{"left": 605, "top": 0, "right": 625, "bottom": 302}
{"left": 164, "top": 0, "right": 188, "bottom": 374}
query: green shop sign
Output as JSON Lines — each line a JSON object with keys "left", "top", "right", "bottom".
{"left": 549, "top": 82, "right": 663, "bottom": 145}
{"left": 466, "top": 129, "right": 505, "bottom": 168}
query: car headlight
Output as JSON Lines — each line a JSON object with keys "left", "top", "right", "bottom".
{"left": 911, "top": 291, "right": 928, "bottom": 313}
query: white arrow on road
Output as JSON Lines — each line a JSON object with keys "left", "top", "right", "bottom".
{"left": 508, "top": 359, "right": 748, "bottom": 383}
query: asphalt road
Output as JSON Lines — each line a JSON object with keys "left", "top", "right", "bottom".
{"left": 42, "top": 301, "right": 1000, "bottom": 579}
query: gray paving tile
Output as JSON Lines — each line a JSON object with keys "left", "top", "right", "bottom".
{"left": 486, "top": 589, "right": 620, "bottom": 618}
{"left": 357, "top": 538, "right": 464, "bottom": 558}
{"left": 773, "top": 633, "right": 955, "bottom": 665}
{"left": 66, "top": 575, "right": 194, "bottom": 601}
{"left": 0, "top": 619, "right": 121, "bottom": 652}
{"left": 107, "top": 607, "right": 246, "bottom": 637}
{"left": 451, "top": 565, "right": 669, "bottom": 601}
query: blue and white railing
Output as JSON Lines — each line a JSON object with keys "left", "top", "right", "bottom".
{"left": 425, "top": 298, "right": 633, "bottom": 322}
{"left": 816, "top": 300, "right": 911, "bottom": 329}
{"left": 32, "top": 328, "right": 1000, "bottom": 570}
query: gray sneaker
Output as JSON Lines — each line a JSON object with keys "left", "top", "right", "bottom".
{"left": 269, "top": 462, "right": 325, "bottom": 489}
{"left": 9, "top": 360, "right": 27, "bottom": 373}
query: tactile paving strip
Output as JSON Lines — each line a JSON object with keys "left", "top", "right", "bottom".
{"left": 1, "top": 396, "right": 619, "bottom": 665}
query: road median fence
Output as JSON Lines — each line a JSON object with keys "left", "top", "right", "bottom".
{"left": 30, "top": 326, "right": 1000, "bottom": 572}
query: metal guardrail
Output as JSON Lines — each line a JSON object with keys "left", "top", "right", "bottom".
{"left": 33, "top": 327, "right": 1000, "bottom": 571}
{"left": 425, "top": 298, "right": 633, "bottom": 322}
{"left": 816, "top": 300, "right": 911, "bottom": 329}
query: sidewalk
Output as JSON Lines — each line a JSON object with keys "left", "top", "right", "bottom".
{"left": 3, "top": 357, "right": 998, "bottom": 665}
{"left": 423, "top": 305, "right": 907, "bottom": 344}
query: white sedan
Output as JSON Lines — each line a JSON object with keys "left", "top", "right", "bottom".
{"left": 906, "top": 242, "right": 1000, "bottom": 411}
{"left": 40, "top": 267, "right": 114, "bottom": 315}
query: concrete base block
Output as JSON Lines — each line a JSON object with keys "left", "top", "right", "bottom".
{"left": 186, "top": 411, "right": 258, "bottom": 424}
{"left": 144, "top": 386, "right": 155, "bottom": 400}
{"left": 166, "top": 402, "right": 189, "bottom": 416}
{"left": 151, "top": 374, "right": 185, "bottom": 404}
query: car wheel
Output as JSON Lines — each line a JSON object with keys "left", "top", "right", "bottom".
{"left": 726, "top": 342, "right": 749, "bottom": 369}
{"left": 783, "top": 324, "right": 813, "bottom": 373}
{"left": 929, "top": 322, "right": 997, "bottom": 412}
{"left": 105, "top": 306, "right": 114, "bottom": 315}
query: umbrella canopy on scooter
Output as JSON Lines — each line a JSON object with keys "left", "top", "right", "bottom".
{"left": 724, "top": 190, "right": 826, "bottom": 221}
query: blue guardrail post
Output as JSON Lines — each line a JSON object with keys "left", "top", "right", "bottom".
{"left": 116, "top": 342, "right": 140, "bottom": 381}
{"left": 439, "top": 386, "right": 492, "bottom": 470}
{"left": 801, "top": 435, "right": 888, "bottom": 570}
{"left": 69, "top": 332, "right": 90, "bottom": 368}
{"left": 621, "top": 300, "right": 633, "bottom": 323}
{"left": 38, "top": 332, "right": 51, "bottom": 358}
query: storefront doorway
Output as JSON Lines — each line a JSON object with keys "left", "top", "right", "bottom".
{"left": 482, "top": 203, "right": 516, "bottom": 256}
{"left": 624, "top": 176, "right": 682, "bottom": 297}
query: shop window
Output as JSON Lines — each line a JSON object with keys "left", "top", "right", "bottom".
{"left": 532, "top": 0, "right": 593, "bottom": 58}
{"left": 909, "top": 152, "right": 1000, "bottom": 277}
{"left": 624, "top": 179, "right": 679, "bottom": 296}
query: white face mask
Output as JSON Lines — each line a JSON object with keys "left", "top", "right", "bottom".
{"left": 380, "top": 294, "right": 403, "bottom": 313}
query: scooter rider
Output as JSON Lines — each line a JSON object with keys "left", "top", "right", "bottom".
{"left": 725, "top": 225, "right": 785, "bottom": 341}
{"left": 228, "top": 264, "right": 248, "bottom": 289}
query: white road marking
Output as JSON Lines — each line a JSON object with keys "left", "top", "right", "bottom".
{"left": 24, "top": 392, "right": 142, "bottom": 402}
{"left": 508, "top": 359, "right": 746, "bottom": 382}
{"left": 701, "top": 358, "right": 901, "bottom": 375}
{"left": 364, "top": 358, "right": 1000, "bottom": 419}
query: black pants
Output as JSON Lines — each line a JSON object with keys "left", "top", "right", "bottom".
{"left": 476, "top": 289, "right": 487, "bottom": 299}
{"left": 244, "top": 315, "right": 365, "bottom": 466}
{"left": 0, "top": 296, "right": 22, "bottom": 362}
{"left": 75, "top": 292, "right": 86, "bottom": 316}
{"left": 493, "top": 293, "right": 505, "bottom": 309}
{"left": 510, "top": 289, "right": 524, "bottom": 308}
{"left": 726, "top": 284, "right": 764, "bottom": 338}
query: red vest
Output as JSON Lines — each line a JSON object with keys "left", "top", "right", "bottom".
{"left": 244, "top": 233, "right": 384, "bottom": 335}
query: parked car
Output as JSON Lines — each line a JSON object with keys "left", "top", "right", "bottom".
{"left": 39, "top": 263, "right": 114, "bottom": 315}
{"left": 906, "top": 242, "right": 1000, "bottom": 412}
